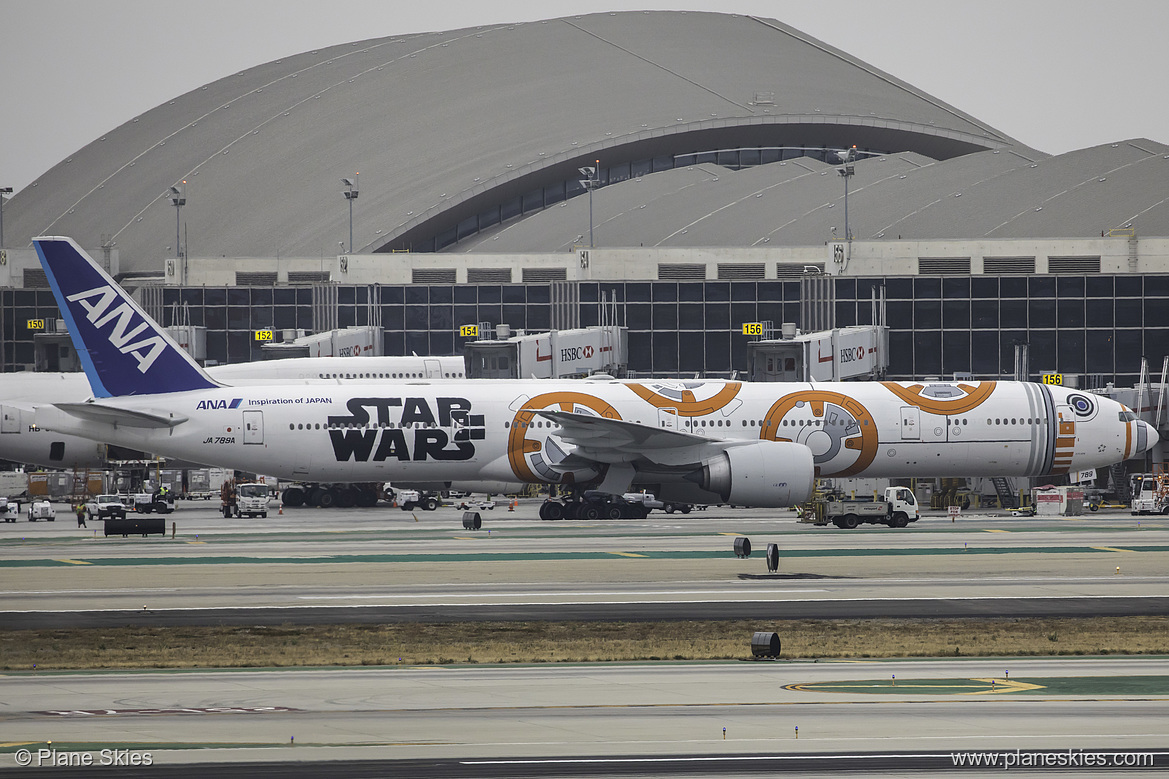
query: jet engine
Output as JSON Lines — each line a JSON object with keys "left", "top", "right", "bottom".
{"left": 687, "top": 441, "right": 814, "bottom": 507}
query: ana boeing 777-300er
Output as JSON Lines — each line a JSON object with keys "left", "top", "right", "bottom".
{"left": 0, "top": 355, "right": 464, "bottom": 469}
{"left": 28, "top": 236, "right": 1158, "bottom": 513}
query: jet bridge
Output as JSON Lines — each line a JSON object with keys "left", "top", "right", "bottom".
{"left": 745, "top": 323, "right": 888, "bottom": 382}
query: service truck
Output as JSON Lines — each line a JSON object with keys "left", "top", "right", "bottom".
{"left": 807, "top": 486, "right": 920, "bottom": 528}
{"left": 26, "top": 500, "right": 56, "bottom": 521}
{"left": 85, "top": 494, "right": 127, "bottom": 521}
{"left": 1130, "top": 473, "right": 1169, "bottom": 515}
{"left": 221, "top": 480, "right": 272, "bottom": 518}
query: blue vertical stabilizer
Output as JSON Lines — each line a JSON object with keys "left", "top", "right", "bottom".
{"left": 33, "top": 237, "right": 219, "bottom": 397}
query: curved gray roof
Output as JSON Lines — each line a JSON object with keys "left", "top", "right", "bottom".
{"left": 456, "top": 139, "right": 1169, "bottom": 251}
{"left": 16, "top": 9, "right": 1159, "bottom": 266}
{"left": 11, "top": 11, "right": 1159, "bottom": 273}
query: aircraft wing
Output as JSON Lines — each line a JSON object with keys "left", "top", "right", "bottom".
{"left": 54, "top": 402, "right": 189, "bottom": 429}
{"left": 535, "top": 409, "right": 735, "bottom": 466}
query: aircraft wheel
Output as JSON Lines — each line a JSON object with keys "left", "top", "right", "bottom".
{"left": 317, "top": 490, "right": 337, "bottom": 508}
{"left": 607, "top": 506, "right": 623, "bottom": 520}
{"left": 583, "top": 506, "right": 602, "bottom": 520}
{"left": 282, "top": 488, "right": 305, "bottom": 508}
{"left": 336, "top": 488, "right": 357, "bottom": 508}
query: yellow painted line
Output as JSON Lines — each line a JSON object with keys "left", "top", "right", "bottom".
{"left": 718, "top": 532, "right": 746, "bottom": 537}
{"left": 186, "top": 541, "right": 206, "bottom": 545}
{"left": 452, "top": 537, "right": 478, "bottom": 541}
{"left": 0, "top": 743, "right": 41, "bottom": 748}
{"left": 608, "top": 552, "right": 648, "bottom": 558}
{"left": 983, "top": 529, "right": 1010, "bottom": 533}
{"left": 1092, "top": 546, "right": 1136, "bottom": 553}
{"left": 968, "top": 678, "right": 1046, "bottom": 694}
{"left": 55, "top": 559, "right": 92, "bottom": 565}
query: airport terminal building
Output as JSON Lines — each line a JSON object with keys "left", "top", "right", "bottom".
{"left": 2, "top": 11, "right": 1168, "bottom": 385}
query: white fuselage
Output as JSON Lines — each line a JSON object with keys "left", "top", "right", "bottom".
{"left": 0, "top": 355, "right": 465, "bottom": 468}
{"left": 33, "top": 378, "right": 1149, "bottom": 506}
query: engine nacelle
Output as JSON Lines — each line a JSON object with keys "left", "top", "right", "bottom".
{"left": 689, "top": 441, "right": 814, "bottom": 507}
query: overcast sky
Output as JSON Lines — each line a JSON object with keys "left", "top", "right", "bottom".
{"left": 2, "top": 0, "right": 1166, "bottom": 195}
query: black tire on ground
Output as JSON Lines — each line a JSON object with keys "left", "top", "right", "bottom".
{"left": 583, "top": 506, "right": 602, "bottom": 520}
{"left": 401, "top": 502, "right": 415, "bottom": 511}
{"left": 680, "top": 505, "right": 691, "bottom": 514}
{"left": 607, "top": 506, "right": 623, "bottom": 520}
{"left": 261, "top": 512, "right": 267, "bottom": 518}
{"left": 356, "top": 488, "right": 378, "bottom": 507}
{"left": 842, "top": 514, "right": 860, "bottom": 529}
{"left": 317, "top": 490, "right": 337, "bottom": 508}
{"left": 282, "top": 488, "right": 305, "bottom": 508}
{"left": 336, "top": 488, "right": 357, "bottom": 509}
{"left": 308, "top": 488, "right": 326, "bottom": 507}
{"left": 664, "top": 504, "right": 675, "bottom": 514}
{"left": 891, "top": 513, "right": 909, "bottom": 528}
{"left": 423, "top": 497, "right": 439, "bottom": 511}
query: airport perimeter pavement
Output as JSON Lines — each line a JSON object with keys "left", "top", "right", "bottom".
{"left": 3, "top": 501, "right": 1169, "bottom": 776}
{"left": 2, "top": 501, "right": 1168, "bottom": 626}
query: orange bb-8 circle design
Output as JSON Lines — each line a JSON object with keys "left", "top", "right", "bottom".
{"left": 507, "top": 391, "right": 621, "bottom": 484}
{"left": 626, "top": 381, "right": 742, "bottom": 416}
{"left": 761, "top": 391, "right": 878, "bottom": 477}
{"left": 881, "top": 382, "right": 996, "bottom": 415}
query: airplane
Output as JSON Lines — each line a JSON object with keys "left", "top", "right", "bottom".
{"left": 28, "top": 235, "right": 1159, "bottom": 516}
{"left": 0, "top": 355, "right": 465, "bottom": 469}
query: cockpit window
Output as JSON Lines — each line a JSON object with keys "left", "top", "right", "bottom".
{"left": 1120, "top": 411, "right": 1138, "bottom": 422}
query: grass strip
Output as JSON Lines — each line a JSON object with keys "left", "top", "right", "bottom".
{"left": 3, "top": 616, "right": 1167, "bottom": 671}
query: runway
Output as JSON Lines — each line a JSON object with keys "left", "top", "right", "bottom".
{"left": 3, "top": 501, "right": 1168, "bottom": 775}
{"left": 1, "top": 501, "right": 1167, "bottom": 628}
{"left": 2, "top": 658, "right": 1167, "bottom": 775}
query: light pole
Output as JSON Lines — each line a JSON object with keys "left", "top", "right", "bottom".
{"left": 168, "top": 182, "right": 186, "bottom": 259}
{"left": 341, "top": 174, "right": 359, "bottom": 253}
{"left": 578, "top": 162, "right": 598, "bottom": 248}
{"left": 836, "top": 146, "right": 857, "bottom": 243}
{"left": 0, "top": 186, "right": 13, "bottom": 249}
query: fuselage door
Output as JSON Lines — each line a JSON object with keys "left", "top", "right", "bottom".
{"left": 658, "top": 407, "right": 679, "bottom": 431}
{"left": 0, "top": 405, "right": 19, "bottom": 434}
{"left": 243, "top": 409, "right": 264, "bottom": 445}
{"left": 900, "top": 406, "right": 920, "bottom": 440}
{"left": 424, "top": 359, "right": 442, "bottom": 379}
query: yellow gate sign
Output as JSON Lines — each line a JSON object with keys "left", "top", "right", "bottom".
{"left": 1042, "top": 373, "right": 1063, "bottom": 386}
{"left": 741, "top": 322, "right": 763, "bottom": 336}
{"left": 459, "top": 324, "right": 479, "bottom": 338}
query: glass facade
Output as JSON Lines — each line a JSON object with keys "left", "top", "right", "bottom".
{"left": 3, "top": 275, "right": 1167, "bottom": 385}
{"left": 408, "top": 146, "right": 881, "bottom": 252}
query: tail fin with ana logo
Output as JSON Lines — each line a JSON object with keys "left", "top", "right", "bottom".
{"left": 33, "top": 236, "right": 219, "bottom": 397}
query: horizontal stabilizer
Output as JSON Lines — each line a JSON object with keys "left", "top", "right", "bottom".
{"left": 54, "top": 402, "right": 188, "bottom": 429}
